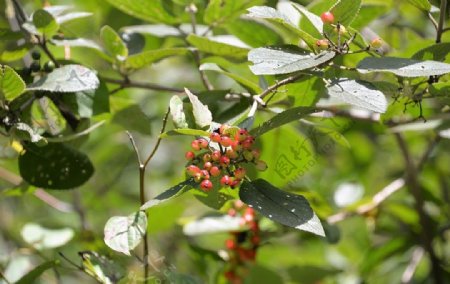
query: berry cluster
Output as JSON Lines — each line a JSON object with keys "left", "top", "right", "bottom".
{"left": 223, "top": 200, "right": 260, "bottom": 284}
{"left": 27, "top": 50, "right": 55, "bottom": 74}
{"left": 185, "top": 124, "right": 267, "bottom": 192}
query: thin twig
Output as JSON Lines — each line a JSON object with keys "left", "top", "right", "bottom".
{"left": 39, "top": 36, "right": 60, "bottom": 67}
{"left": 126, "top": 131, "right": 143, "bottom": 165}
{"left": 259, "top": 73, "right": 304, "bottom": 100}
{"left": 428, "top": 12, "right": 439, "bottom": 32}
{"left": 394, "top": 133, "right": 442, "bottom": 283}
{"left": 436, "top": 0, "right": 447, "bottom": 43}
{"left": 143, "top": 107, "right": 170, "bottom": 168}
{"left": 102, "top": 77, "right": 185, "bottom": 93}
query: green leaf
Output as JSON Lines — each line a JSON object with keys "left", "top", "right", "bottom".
{"left": 429, "top": 81, "right": 450, "bottom": 97}
{"left": 192, "top": 184, "right": 238, "bottom": 210}
{"left": 183, "top": 215, "right": 244, "bottom": 235}
{"left": 104, "top": 211, "right": 147, "bottom": 256}
{"left": 51, "top": 38, "right": 103, "bottom": 52}
{"left": 204, "top": 0, "right": 263, "bottom": 25}
{"left": 121, "top": 24, "right": 208, "bottom": 38}
{"left": 21, "top": 223, "right": 74, "bottom": 249}
{"left": 31, "top": 9, "right": 60, "bottom": 37}
{"left": 330, "top": 0, "right": 362, "bottom": 26}
{"left": 105, "top": 0, "right": 178, "bottom": 24}
{"left": 293, "top": 3, "right": 323, "bottom": 37}
{"left": 100, "top": 25, "right": 128, "bottom": 61}
{"left": 169, "top": 95, "right": 188, "bottom": 129}
{"left": 0, "top": 29, "right": 23, "bottom": 41}
{"left": 45, "top": 121, "right": 106, "bottom": 143}
{"left": 187, "top": 34, "right": 249, "bottom": 61}
{"left": 326, "top": 79, "right": 387, "bottom": 113}
{"left": 125, "top": 47, "right": 188, "bottom": 69}
{"left": 61, "top": 81, "right": 110, "bottom": 118}
{"left": 357, "top": 57, "right": 450, "bottom": 77}
{"left": 0, "top": 44, "right": 32, "bottom": 62}
{"left": 246, "top": 6, "right": 318, "bottom": 50}
{"left": 287, "top": 265, "right": 340, "bottom": 284}
{"left": 226, "top": 18, "right": 283, "bottom": 47}
{"left": 160, "top": 128, "right": 211, "bottom": 138}
{"left": 111, "top": 104, "right": 152, "bottom": 135}
{"left": 199, "top": 63, "right": 262, "bottom": 94}
{"left": 250, "top": 106, "right": 315, "bottom": 137}
{"left": 15, "top": 260, "right": 59, "bottom": 284}
{"left": 79, "top": 251, "right": 125, "bottom": 283}
{"left": 412, "top": 42, "right": 450, "bottom": 61}
{"left": 185, "top": 88, "right": 212, "bottom": 128}
{"left": 9, "top": 123, "right": 47, "bottom": 146}
{"left": 0, "top": 65, "right": 25, "bottom": 100}
{"left": 141, "top": 179, "right": 195, "bottom": 210}
{"left": 248, "top": 46, "right": 335, "bottom": 75}
{"left": 27, "top": 64, "right": 100, "bottom": 93}
{"left": 405, "top": 0, "right": 431, "bottom": 11}
{"left": 55, "top": 12, "right": 92, "bottom": 25}
{"left": 18, "top": 142, "right": 94, "bottom": 189}
{"left": 351, "top": 3, "right": 390, "bottom": 30}
{"left": 246, "top": 265, "right": 284, "bottom": 284}
{"left": 239, "top": 179, "right": 325, "bottom": 236}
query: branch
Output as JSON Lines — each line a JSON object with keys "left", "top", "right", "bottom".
{"left": 102, "top": 77, "right": 185, "bottom": 93}
{"left": 436, "top": 0, "right": 447, "bottom": 43}
{"left": 0, "top": 167, "right": 74, "bottom": 213}
{"left": 143, "top": 107, "right": 170, "bottom": 168}
{"left": 394, "top": 133, "right": 442, "bottom": 283}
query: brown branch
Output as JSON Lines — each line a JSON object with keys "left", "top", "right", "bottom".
{"left": 102, "top": 77, "right": 185, "bottom": 93}
{"left": 394, "top": 133, "right": 442, "bottom": 283}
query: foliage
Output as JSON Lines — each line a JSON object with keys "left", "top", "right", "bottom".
{"left": 0, "top": 0, "right": 449, "bottom": 283}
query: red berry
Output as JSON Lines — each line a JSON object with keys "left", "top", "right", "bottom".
{"left": 219, "top": 124, "right": 230, "bottom": 135}
{"left": 249, "top": 221, "right": 259, "bottom": 232}
{"left": 226, "top": 149, "right": 238, "bottom": 159}
{"left": 200, "top": 169, "right": 210, "bottom": 180}
{"left": 210, "top": 132, "right": 221, "bottom": 143}
{"left": 230, "top": 179, "right": 241, "bottom": 189}
{"left": 220, "top": 136, "right": 232, "bottom": 147}
{"left": 186, "top": 165, "right": 200, "bottom": 176}
{"left": 245, "top": 207, "right": 255, "bottom": 216}
{"left": 211, "top": 150, "right": 221, "bottom": 161}
{"left": 234, "top": 168, "right": 246, "bottom": 179}
{"left": 203, "top": 153, "right": 211, "bottom": 162}
{"left": 204, "top": 162, "right": 212, "bottom": 170}
{"left": 237, "top": 248, "right": 256, "bottom": 261}
{"left": 320, "top": 11, "right": 334, "bottom": 24}
{"left": 225, "top": 239, "right": 237, "bottom": 250}
{"left": 243, "top": 212, "right": 254, "bottom": 222}
{"left": 198, "top": 138, "right": 208, "bottom": 149}
{"left": 241, "top": 138, "right": 253, "bottom": 149}
{"left": 200, "top": 179, "right": 213, "bottom": 191}
{"left": 228, "top": 208, "right": 237, "bottom": 216}
{"left": 220, "top": 156, "right": 230, "bottom": 165}
{"left": 185, "top": 151, "right": 195, "bottom": 160}
{"left": 235, "top": 129, "right": 248, "bottom": 142}
{"left": 251, "top": 149, "right": 260, "bottom": 159}
{"left": 191, "top": 140, "right": 200, "bottom": 151}
{"left": 220, "top": 175, "right": 231, "bottom": 186}
{"left": 234, "top": 200, "right": 245, "bottom": 209}
{"left": 210, "top": 166, "right": 221, "bottom": 177}
{"left": 231, "top": 140, "right": 242, "bottom": 151}
{"left": 251, "top": 235, "right": 260, "bottom": 245}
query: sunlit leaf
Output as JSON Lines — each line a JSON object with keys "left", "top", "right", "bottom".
{"left": 204, "top": 0, "right": 263, "bottom": 25}
{"left": 105, "top": 0, "right": 178, "bottom": 24}
{"left": 21, "top": 223, "right": 74, "bottom": 249}
{"left": 405, "top": 0, "right": 431, "bottom": 11}
{"left": 183, "top": 215, "right": 244, "bottom": 235}
{"left": 185, "top": 88, "right": 212, "bottom": 128}
{"left": 330, "top": 0, "right": 361, "bottom": 26}
{"left": 100, "top": 25, "right": 128, "bottom": 61}
{"left": 15, "top": 261, "right": 59, "bottom": 284}
{"left": 104, "top": 211, "right": 147, "bottom": 256}
{"left": 141, "top": 179, "right": 195, "bottom": 210}
{"left": 0, "top": 65, "right": 25, "bottom": 100}
{"left": 169, "top": 95, "right": 189, "bottom": 129}
{"left": 187, "top": 34, "right": 249, "bottom": 61}
{"left": 357, "top": 57, "right": 450, "bottom": 77}
{"left": 125, "top": 48, "right": 188, "bottom": 69}
{"left": 79, "top": 251, "right": 125, "bottom": 284}
{"left": 30, "top": 9, "right": 59, "bottom": 36}
{"left": 9, "top": 123, "right": 47, "bottom": 146}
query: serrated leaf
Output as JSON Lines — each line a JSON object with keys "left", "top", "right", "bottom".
{"left": 412, "top": 42, "right": 450, "bottom": 61}
{"left": 100, "top": 25, "right": 128, "bottom": 61}
{"left": 160, "top": 128, "right": 211, "bottom": 138}
{"left": 357, "top": 57, "right": 450, "bottom": 77}
{"left": 19, "top": 142, "right": 94, "bottom": 189}
{"left": 104, "top": 211, "right": 147, "bottom": 256}
{"left": 187, "top": 34, "right": 249, "bottom": 61}
{"left": 330, "top": 0, "right": 362, "bottom": 26}
{"left": 250, "top": 106, "right": 315, "bottom": 137}
{"left": 185, "top": 88, "right": 212, "bottom": 128}
{"left": 32, "top": 9, "right": 59, "bottom": 37}
{"left": 246, "top": 6, "right": 318, "bottom": 50}
{"left": 326, "top": 79, "right": 387, "bottom": 113}
{"left": 169, "top": 95, "right": 188, "bottom": 129}
{"left": 183, "top": 215, "right": 243, "bottom": 236}
{"left": 15, "top": 261, "right": 59, "bottom": 284}
{"left": 125, "top": 48, "right": 188, "bottom": 69}
{"left": 141, "top": 179, "right": 195, "bottom": 210}
{"left": 10, "top": 123, "right": 47, "bottom": 146}
{"left": 239, "top": 179, "right": 325, "bottom": 236}
{"left": 105, "top": 0, "right": 178, "bottom": 24}
{"left": 79, "top": 251, "right": 125, "bottom": 284}
{"left": 27, "top": 64, "right": 100, "bottom": 93}
{"left": 292, "top": 3, "right": 323, "bottom": 34}
{"left": 0, "top": 65, "right": 25, "bottom": 100}
{"left": 200, "top": 63, "right": 262, "bottom": 94}
{"left": 405, "top": 0, "right": 431, "bottom": 11}
{"left": 21, "top": 223, "right": 74, "bottom": 249}
{"left": 248, "top": 46, "right": 335, "bottom": 75}
{"left": 204, "top": 0, "right": 263, "bottom": 25}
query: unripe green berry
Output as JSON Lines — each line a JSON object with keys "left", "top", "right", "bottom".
{"left": 255, "top": 160, "right": 268, "bottom": 171}
{"left": 43, "top": 61, "right": 55, "bottom": 72}
{"left": 30, "top": 61, "right": 41, "bottom": 72}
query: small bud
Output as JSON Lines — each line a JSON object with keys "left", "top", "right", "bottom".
{"left": 255, "top": 160, "right": 268, "bottom": 171}
{"left": 371, "top": 37, "right": 383, "bottom": 49}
